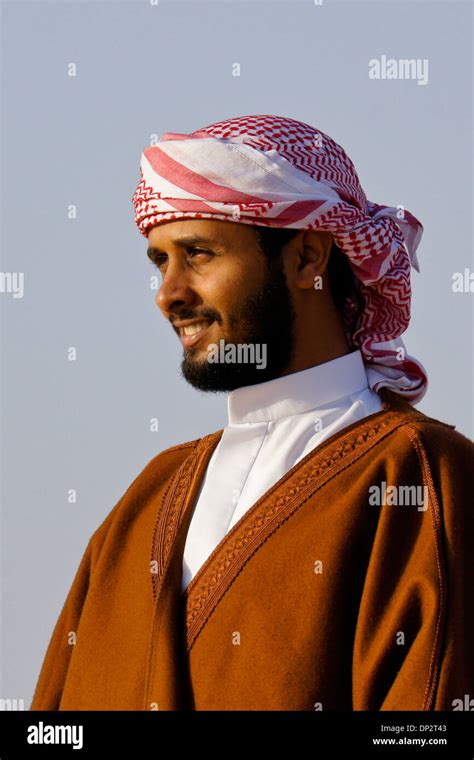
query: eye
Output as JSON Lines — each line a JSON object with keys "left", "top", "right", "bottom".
{"left": 151, "top": 254, "right": 167, "bottom": 270}
{"left": 149, "top": 246, "right": 214, "bottom": 273}
{"left": 187, "top": 246, "right": 212, "bottom": 258}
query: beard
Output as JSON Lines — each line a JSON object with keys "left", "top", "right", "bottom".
{"left": 179, "top": 257, "right": 296, "bottom": 393}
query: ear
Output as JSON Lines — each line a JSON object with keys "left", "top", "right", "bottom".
{"left": 293, "top": 230, "right": 333, "bottom": 290}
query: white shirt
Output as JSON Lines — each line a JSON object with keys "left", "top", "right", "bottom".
{"left": 181, "top": 349, "right": 383, "bottom": 591}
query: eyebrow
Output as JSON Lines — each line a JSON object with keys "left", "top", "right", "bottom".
{"left": 146, "top": 235, "right": 225, "bottom": 261}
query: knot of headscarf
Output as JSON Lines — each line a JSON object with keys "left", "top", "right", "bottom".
{"left": 132, "top": 114, "right": 428, "bottom": 403}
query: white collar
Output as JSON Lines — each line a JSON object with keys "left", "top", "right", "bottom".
{"left": 227, "top": 349, "right": 371, "bottom": 424}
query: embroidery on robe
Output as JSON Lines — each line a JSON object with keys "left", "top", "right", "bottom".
{"left": 150, "top": 433, "right": 223, "bottom": 600}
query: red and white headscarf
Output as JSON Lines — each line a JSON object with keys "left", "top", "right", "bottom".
{"left": 132, "top": 114, "right": 428, "bottom": 403}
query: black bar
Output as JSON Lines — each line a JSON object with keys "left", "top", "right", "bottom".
{"left": 0, "top": 710, "right": 473, "bottom": 758}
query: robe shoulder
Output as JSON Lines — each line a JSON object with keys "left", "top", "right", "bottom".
{"left": 88, "top": 434, "right": 213, "bottom": 556}
{"left": 389, "top": 405, "right": 474, "bottom": 489}
{"left": 394, "top": 407, "right": 474, "bottom": 460}
{"left": 368, "top": 389, "right": 474, "bottom": 471}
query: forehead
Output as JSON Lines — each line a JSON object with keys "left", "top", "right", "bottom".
{"left": 147, "top": 218, "right": 257, "bottom": 248}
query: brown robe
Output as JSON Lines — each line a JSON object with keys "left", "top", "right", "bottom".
{"left": 29, "top": 388, "right": 474, "bottom": 711}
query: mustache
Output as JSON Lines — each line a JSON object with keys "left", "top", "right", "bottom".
{"left": 170, "top": 309, "right": 221, "bottom": 328}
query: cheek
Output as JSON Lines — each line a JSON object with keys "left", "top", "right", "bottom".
{"left": 201, "top": 263, "right": 250, "bottom": 308}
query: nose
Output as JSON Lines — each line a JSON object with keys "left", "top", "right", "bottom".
{"left": 155, "top": 262, "right": 196, "bottom": 315}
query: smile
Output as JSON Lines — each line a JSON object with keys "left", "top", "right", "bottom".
{"left": 177, "top": 320, "right": 215, "bottom": 348}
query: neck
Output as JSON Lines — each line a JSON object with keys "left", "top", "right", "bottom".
{"left": 278, "top": 299, "right": 352, "bottom": 377}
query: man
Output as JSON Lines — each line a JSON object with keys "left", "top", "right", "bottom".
{"left": 30, "top": 114, "right": 474, "bottom": 711}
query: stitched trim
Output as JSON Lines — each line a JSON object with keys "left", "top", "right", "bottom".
{"left": 150, "top": 444, "right": 200, "bottom": 600}
{"left": 149, "top": 468, "right": 178, "bottom": 600}
{"left": 150, "top": 433, "right": 222, "bottom": 601}
{"left": 402, "top": 426, "right": 447, "bottom": 711}
{"left": 160, "top": 438, "right": 202, "bottom": 455}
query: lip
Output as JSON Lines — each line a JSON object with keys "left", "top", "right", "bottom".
{"left": 178, "top": 320, "right": 215, "bottom": 348}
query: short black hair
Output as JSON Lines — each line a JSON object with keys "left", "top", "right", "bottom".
{"left": 253, "top": 226, "right": 364, "bottom": 326}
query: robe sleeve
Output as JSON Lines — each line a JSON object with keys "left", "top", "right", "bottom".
{"left": 352, "top": 423, "right": 474, "bottom": 711}
{"left": 29, "top": 533, "right": 96, "bottom": 711}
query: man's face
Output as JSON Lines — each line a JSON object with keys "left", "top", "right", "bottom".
{"left": 147, "top": 219, "right": 295, "bottom": 392}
